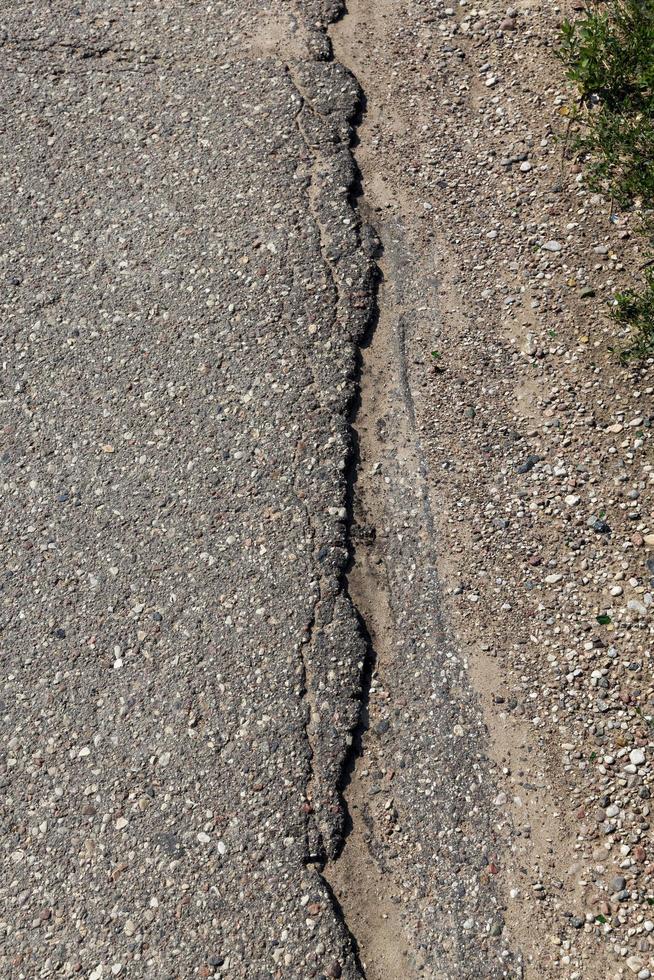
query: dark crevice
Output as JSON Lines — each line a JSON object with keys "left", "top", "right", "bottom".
{"left": 287, "top": 2, "right": 387, "bottom": 972}
{"left": 331, "top": 301, "right": 381, "bottom": 861}
{"left": 321, "top": 5, "right": 384, "bottom": 868}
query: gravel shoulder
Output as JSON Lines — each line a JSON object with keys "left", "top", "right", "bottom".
{"left": 328, "top": 0, "right": 654, "bottom": 977}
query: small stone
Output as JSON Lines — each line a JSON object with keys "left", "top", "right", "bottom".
{"left": 516, "top": 454, "right": 542, "bottom": 474}
{"left": 524, "top": 333, "right": 537, "bottom": 355}
{"left": 542, "top": 240, "right": 562, "bottom": 252}
{"left": 565, "top": 494, "right": 580, "bottom": 506}
{"left": 611, "top": 875, "right": 627, "bottom": 893}
{"left": 630, "top": 749, "right": 646, "bottom": 766}
{"left": 327, "top": 962, "right": 342, "bottom": 979}
{"left": 545, "top": 573, "right": 563, "bottom": 584}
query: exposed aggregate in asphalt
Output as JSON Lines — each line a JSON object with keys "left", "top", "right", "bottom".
{"left": 0, "top": 2, "right": 378, "bottom": 976}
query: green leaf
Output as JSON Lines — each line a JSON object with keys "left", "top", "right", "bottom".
{"left": 558, "top": 0, "right": 654, "bottom": 361}
{"left": 597, "top": 614, "right": 612, "bottom": 625}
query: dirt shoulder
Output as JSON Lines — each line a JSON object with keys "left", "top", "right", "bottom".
{"left": 329, "top": 0, "right": 654, "bottom": 977}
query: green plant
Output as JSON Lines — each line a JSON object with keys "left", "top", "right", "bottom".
{"left": 559, "top": 0, "right": 654, "bottom": 209}
{"left": 559, "top": 0, "right": 654, "bottom": 357}
{"left": 614, "top": 265, "right": 654, "bottom": 359}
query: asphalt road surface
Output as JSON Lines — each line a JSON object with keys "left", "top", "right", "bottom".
{"left": 1, "top": 2, "right": 516, "bottom": 978}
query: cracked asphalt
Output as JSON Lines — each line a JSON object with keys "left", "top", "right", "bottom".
{"left": 0, "top": 2, "right": 374, "bottom": 977}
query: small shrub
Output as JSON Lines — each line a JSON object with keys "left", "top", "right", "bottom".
{"left": 613, "top": 266, "right": 654, "bottom": 360}
{"left": 559, "top": 0, "right": 654, "bottom": 357}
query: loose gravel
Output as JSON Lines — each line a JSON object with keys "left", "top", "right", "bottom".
{"left": 328, "top": 0, "right": 654, "bottom": 975}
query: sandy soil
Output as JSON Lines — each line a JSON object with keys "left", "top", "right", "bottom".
{"left": 327, "top": 0, "right": 654, "bottom": 977}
